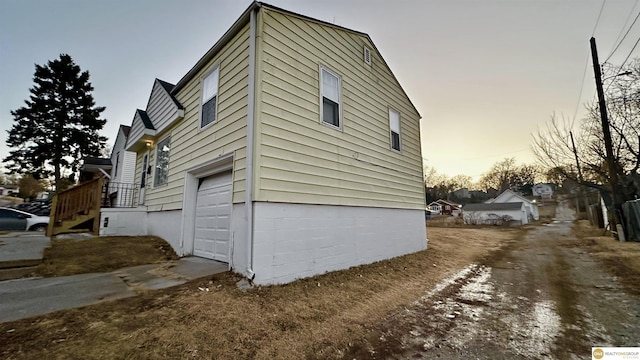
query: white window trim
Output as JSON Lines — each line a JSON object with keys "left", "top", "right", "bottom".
{"left": 153, "top": 136, "right": 171, "bottom": 188}
{"left": 199, "top": 63, "right": 220, "bottom": 131}
{"left": 319, "top": 64, "right": 343, "bottom": 131}
{"left": 389, "top": 107, "right": 402, "bottom": 153}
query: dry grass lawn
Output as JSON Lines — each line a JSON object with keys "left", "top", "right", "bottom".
{"left": 0, "top": 226, "right": 518, "bottom": 359}
{"left": 573, "top": 220, "right": 640, "bottom": 295}
{"left": 35, "top": 236, "right": 179, "bottom": 277}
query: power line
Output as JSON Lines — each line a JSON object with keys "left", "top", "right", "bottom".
{"left": 592, "top": 0, "right": 607, "bottom": 36}
{"left": 571, "top": 52, "right": 592, "bottom": 129}
{"left": 604, "top": 5, "right": 640, "bottom": 64}
{"left": 617, "top": 35, "right": 640, "bottom": 70}
{"left": 572, "top": 0, "right": 609, "bottom": 130}
{"left": 604, "top": 35, "right": 640, "bottom": 93}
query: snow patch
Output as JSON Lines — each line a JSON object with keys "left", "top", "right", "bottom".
{"left": 422, "top": 264, "right": 478, "bottom": 300}
{"left": 503, "top": 300, "right": 561, "bottom": 358}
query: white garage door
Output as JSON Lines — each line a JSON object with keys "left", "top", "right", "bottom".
{"left": 194, "top": 171, "right": 232, "bottom": 262}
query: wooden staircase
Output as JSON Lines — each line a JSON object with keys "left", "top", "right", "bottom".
{"left": 47, "top": 176, "right": 104, "bottom": 237}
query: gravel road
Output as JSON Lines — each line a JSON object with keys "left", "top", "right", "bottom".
{"left": 345, "top": 199, "right": 640, "bottom": 359}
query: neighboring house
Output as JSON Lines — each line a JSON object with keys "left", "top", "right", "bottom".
{"left": 0, "top": 186, "right": 19, "bottom": 197}
{"left": 532, "top": 183, "right": 554, "bottom": 199}
{"left": 79, "top": 157, "right": 112, "bottom": 182}
{"left": 107, "top": 125, "right": 137, "bottom": 207}
{"left": 103, "top": 2, "right": 426, "bottom": 285}
{"left": 463, "top": 202, "right": 528, "bottom": 225}
{"left": 428, "top": 199, "right": 462, "bottom": 216}
{"left": 486, "top": 189, "right": 539, "bottom": 221}
{"left": 426, "top": 202, "right": 442, "bottom": 215}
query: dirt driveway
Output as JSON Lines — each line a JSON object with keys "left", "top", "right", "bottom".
{"left": 346, "top": 199, "right": 640, "bottom": 359}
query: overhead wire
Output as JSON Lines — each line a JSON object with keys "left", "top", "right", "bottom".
{"left": 571, "top": 0, "right": 608, "bottom": 130}
{"left": 604, "top": 3, "right": 640, "bottom": 64}
{"left": 604, "top": 35, "right": 640, "bottom": 93}
{"left": 571, "top": 53, "right": 592, "bottom": 129}
{"left": 592, "top": 0, "right": 607, "bottom": 36}
{"left": 615, "top": 35, "right": 640, "bottom": 71}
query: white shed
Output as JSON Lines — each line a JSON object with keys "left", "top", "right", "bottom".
{"left": 463, "top": 202, "right": 528, "bottom": 225}
{"left": 486, "top": 189, "right": 539, "bottom": 221}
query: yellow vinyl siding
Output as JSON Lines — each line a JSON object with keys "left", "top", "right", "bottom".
{"left": 142, "top": 24, "right": 250, "bottom": 211}
{"left": 255, "top": 9, "right": 423, "bottom": 209}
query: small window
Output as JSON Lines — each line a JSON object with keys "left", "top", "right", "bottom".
{"left": 201, "top": 66, "right": 219, "bottom": 128}
{"left": 389, "top": 108, "right": 401, "bottom": 151}
{"left": 154, "top": 137, "right": 171, "bottom": 187}
{"left": 320, "top": 66, "right": 341, "bottom": 128}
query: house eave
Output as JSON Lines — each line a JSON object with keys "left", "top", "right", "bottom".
{"left": 126, "top": 130, "right": 157, "bottom": 152}
{"left": 172, "top": 2, "right": 257, "bottom": 94}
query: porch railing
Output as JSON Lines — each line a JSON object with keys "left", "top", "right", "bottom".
{"left": 101, "top": 181, "right": 138, "bottom": 208}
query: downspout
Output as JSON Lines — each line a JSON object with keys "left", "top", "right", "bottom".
{"left": 244, "top": 7, "right": 257, "bottom": 280}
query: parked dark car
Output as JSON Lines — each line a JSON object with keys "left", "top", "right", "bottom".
{"left": 13, "top": 199, "right": 51, "bottom": 216}
{"left": 0, "top": 207, "right": 50, "bottom": 232}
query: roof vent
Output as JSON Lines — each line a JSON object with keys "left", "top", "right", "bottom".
{"left": 364, "top": 46, "right": 372, "bottom": 66}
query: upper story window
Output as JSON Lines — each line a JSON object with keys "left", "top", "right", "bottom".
{"left": 154, "top": 136, "right": 171, "bottom": 187}
{"left": 389, "top": 108, "right": 401, "bottom": 152}
{"left": 320, "top": 66, "right": 341, "bottom": 129}
{"left": 201, "top": 66, "right": 219, "bottom": 128}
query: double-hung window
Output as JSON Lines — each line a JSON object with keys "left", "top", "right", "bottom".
{"left": 320, "top": 66, "right": 341, "bottom": 128}
{"left": 154, "top": 136, "right": 171, "bottom": 187}
{"left": 201, "top": 66, "right": 219, "bottom": 128}
{"left": 389, "top": 108, "right": 401, "bottom": 152}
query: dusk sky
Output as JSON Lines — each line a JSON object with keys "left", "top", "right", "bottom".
{"left": 1, "top": 0, "right": 639, "bottom": 182}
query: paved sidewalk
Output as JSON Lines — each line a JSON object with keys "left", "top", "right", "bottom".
{"left": 0, "top": 232, "right": 50, "bottom": 268}
{"left": 0, "top": 232, "right": 228, "bottom": 323}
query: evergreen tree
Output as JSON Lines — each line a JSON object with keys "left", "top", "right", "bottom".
{"left": 4, "top": 54, "right": 107, "bottom": 191}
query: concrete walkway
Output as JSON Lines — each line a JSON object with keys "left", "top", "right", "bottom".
{"left": 0, "top": 232, "right": 50, "bottom": 279}
{"left": 0, "top": 232, "right": 228, "bottom": 323}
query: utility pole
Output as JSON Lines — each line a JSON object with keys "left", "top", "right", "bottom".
{"left": 570, "top": 131, "right": 592, "bottom": 224}
{"left": 590, "top": 37, "right": 625, "bottom": 239}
